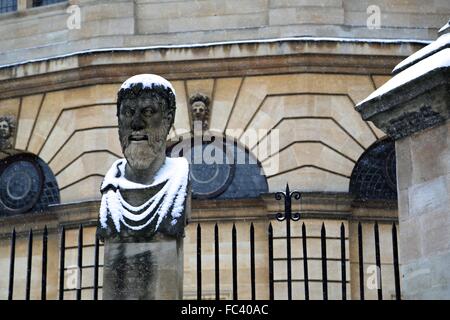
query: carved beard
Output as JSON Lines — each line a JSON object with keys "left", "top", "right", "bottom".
{"left": 120, "top": 125, "right": 168, "bottom": 171}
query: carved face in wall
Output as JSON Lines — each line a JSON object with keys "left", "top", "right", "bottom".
{"left": 0, "top": 120, "right": 11, "bottom": 140}
{"left": 118, "top": 92, "right": 173, "bottom": 171}
{"left": 191, "top": 101, "right": 206, "bottom": 121}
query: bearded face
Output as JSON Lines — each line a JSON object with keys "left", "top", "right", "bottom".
{"left": 118, "top": 93, "right": 172, "bottom": 171}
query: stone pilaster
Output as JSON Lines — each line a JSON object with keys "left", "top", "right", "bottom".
{"left": 356, "top": 20, "right": 450, "bottom": 299}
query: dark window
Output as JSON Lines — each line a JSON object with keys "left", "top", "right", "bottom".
{"left": 350, "top": 138, "right": 397, "bottom": 201}
{"left": 0, "top": 0, "right": 17, "bottom": 13}
{"left": 167, "top": 136, "right": 268, "bottom": 199}
{"left": 32, "top": 0, "right": 65, "bottom": 7}
{"left": 0, "top": 153, "right": 60, "bottom": 215}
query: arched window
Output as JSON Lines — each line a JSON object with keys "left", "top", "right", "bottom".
{"left": 0, "top": 153, "right": 60, "bottom": 215}
{"left": 350, "top": 138, "right": 397, "bottom": 201}
{"left": 167, "top": 136, "right": 268, "bottom": 199}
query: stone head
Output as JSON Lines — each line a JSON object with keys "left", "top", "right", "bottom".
{"left": 192, "top": 101, "right": 206, "bottom": 121}
{"left": 0, "top": 116, "right": 14, "bottom": 141}
{"left": 189, "top": 93, "right": 210, "bottom": 126}
{"left": 0, "top": 120, "right": 10, "bottom": 139}
{"left": 116, "top": 74, "right": 176, "bottom": 171}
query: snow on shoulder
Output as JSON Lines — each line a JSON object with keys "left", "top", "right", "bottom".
{"left": 120, "top": 74, "right": 176, "bottom": 97}
{"left": 99, "top": 156, "right": 189, "bottom": 233}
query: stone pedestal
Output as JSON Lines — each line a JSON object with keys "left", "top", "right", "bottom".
{"left": 356, "top": 22, "right": 450, "bottom": 299}
{"left": 103, "top": 236, "right": 184, "bottom": 300}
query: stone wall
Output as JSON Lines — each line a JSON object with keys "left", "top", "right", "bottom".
{"left": 0, "top": 0, "right": 449, "bottom": 65}
{"left": 0, "top": 36, "right": 416, "bottom": 204}
{"left": 0, "top": 70, "right": 387, "bottom": 204}
{"left": 396, "top": 122, "right": 450, "bottom": 299}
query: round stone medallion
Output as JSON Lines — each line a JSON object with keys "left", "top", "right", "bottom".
{"left": 186, "top": 141, "right": 235, "bottom": 199}
{"left": 0, "top": 154, "right": 44, "bottom": 214}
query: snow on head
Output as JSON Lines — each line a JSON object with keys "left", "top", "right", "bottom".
{"left": 120, "top": 74, "right": 176, "bottom": 97}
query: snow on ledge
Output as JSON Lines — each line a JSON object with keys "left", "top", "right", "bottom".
{"left": 358, "top": 48, "right": 450, "bottom": 106}
{"left": 0, "top": 36, "right": 431, "bottom": 70}
{"left": 439, "top": 21, "right": 450, "bottom": 34}
{"left": 393, "top": 33, "right": 450, "bottom": 74}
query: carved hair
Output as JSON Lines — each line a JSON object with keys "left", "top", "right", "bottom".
{"left": 116, "top": 82, "right": 176, "bottom": 127}
{"left": 189, "top": 92, "right": 210, "bottom": 107}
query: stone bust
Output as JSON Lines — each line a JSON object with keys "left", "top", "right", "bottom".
{"left": 189, "top": 93, "right": 210, "bottom": 130}
{"left": 0, "top": 116, "right": 15, "bottom": 150}
{"left": 98, "top": 74, "right": 190, "bottom": 241}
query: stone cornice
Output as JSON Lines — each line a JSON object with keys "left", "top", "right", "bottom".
{"left": 0, "top": 40, "right": 425, "bottom": 100}
{"left": 356, "top": 67, "right": 450, "bottom": 140}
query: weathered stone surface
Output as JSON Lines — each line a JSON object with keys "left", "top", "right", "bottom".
{"left": 356, "top": 70, "right": 450, "bottom": 140}
{"left": 103, "top": 236, "right": 183, "bottom": 300}
{"left": 401, "top": 251, "right": 450, "bottom": 299}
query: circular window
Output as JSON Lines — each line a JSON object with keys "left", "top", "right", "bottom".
{"left": 0, "top": 154, "right": 44, "bottom": 214}
{"left": 186, "top": 142, "right": 235, "bottom": 199}
{"left": 167, "top": 136, "right": 268, "bottom": 200}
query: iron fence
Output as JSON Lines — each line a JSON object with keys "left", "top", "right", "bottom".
{"left": 3, "top": 185, "right": 401, "bottom": 300}
{"left": 194, "top": 184, "right": 401, "bottom": 300}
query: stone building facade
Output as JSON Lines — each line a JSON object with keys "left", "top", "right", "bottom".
{"left": 0, "top": 0, "right": 448, "bottom": 300}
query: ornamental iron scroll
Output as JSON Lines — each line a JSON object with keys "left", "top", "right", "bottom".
{"left": 274, "top": 183, "right": 301, "bottom": 300}
{"left": 275, "top": 183, "right": 301, "bottom": 222}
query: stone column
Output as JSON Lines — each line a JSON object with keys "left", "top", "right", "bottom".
{"left": 102, "top": 235, "right": 184, "bottom": 300}
{"left": 356, "top": 21, "right": 450, "bottom": 299}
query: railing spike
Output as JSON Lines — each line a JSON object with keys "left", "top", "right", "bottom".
{"left": 8, "top": 228, "right": 16, "bottom": 300}
{"left": 196, "top": 223, "right": 202, "bottom": 300}
{"left": 41, "top": 225, "right": 48, "bottom": 300}
{"left": 214, "top": 223, "right": 220, "bottom": 300}
{"left": 232, "top": 223, "right": 238, "bottom": 300}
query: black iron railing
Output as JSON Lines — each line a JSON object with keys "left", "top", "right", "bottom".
{"left": 3, "top": 185, "right": 401, "bottom": 300}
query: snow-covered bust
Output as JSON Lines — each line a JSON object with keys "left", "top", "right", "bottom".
{"left": 98, "top": 74, "right": 190, "bottom": 241}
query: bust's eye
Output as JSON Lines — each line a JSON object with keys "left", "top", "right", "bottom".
{"left": 142, "top": 108, "right": 156, "bottom": 117}
{"left": 123, "top": 108, "right": 134, "bottom": 117}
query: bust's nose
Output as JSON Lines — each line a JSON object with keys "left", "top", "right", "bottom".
{"left": 131, "top": 113, "right": 145, "bottom": 131}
